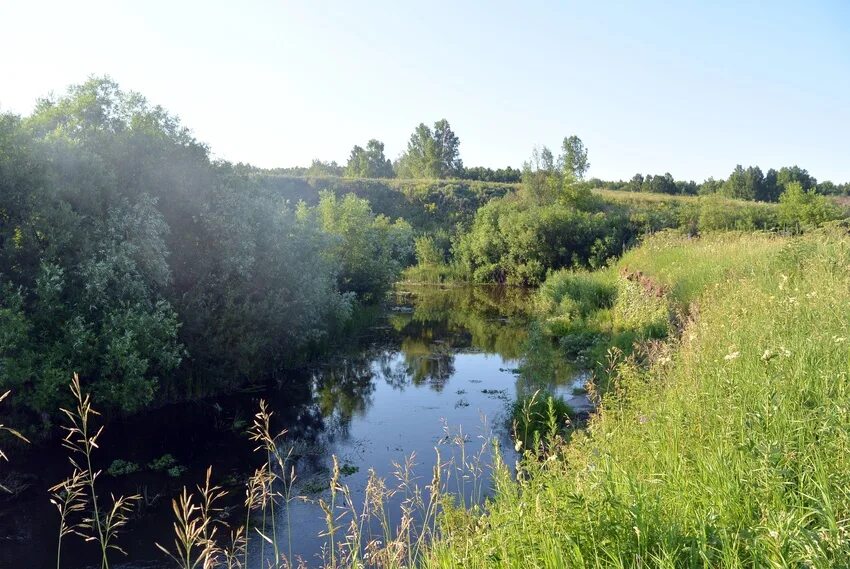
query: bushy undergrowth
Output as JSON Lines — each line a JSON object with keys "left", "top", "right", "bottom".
{"left": 407, "top": 189, "right": 793, "bottom": 286}
{"left": 425, "top": 229, "right": 850, "bottom": 568}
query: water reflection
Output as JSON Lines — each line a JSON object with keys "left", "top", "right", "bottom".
{"left": 0, "top": 285, "right": 539, "bottom": 569}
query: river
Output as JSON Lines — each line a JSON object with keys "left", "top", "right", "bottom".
{"left": 0, "top": 286, "right": 591, "bottom": 568}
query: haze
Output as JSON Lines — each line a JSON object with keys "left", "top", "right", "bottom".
{"left": 2, "top": 0, "right": 849, "bottom": 181}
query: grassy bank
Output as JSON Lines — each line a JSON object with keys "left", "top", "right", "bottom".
{"left": 425, "top": 229, "right": 850, "bottom": 567}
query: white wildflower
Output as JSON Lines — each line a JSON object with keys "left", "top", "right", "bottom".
{"left": 724, "top": 351, "right": 740, "bottom": 362}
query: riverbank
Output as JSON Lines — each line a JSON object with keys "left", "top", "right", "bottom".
{"left": 423, "top": 228, "right": 850, "bottom": 568}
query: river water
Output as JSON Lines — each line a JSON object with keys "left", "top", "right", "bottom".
{"left": 0, "top": 286, "right": 591, "bottom": 568}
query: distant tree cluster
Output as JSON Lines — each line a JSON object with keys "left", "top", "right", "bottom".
{"left": 458, "top": 165, "right": 522, "bottom": 183}
{"left": 605, "top": 164, "right": 847, "bottom": 201}
{"left": 280, "top": 122, "right": 532, "bottom": 184}
{"left": 519, "top": 135, "right": 595, "bottom": 207}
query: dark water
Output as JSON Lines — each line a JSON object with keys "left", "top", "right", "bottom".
{"left": 0, "top": 286, "right": 591, "bottom": 568}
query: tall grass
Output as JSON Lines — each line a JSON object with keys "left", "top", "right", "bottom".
{"left": 42, "top": 376, "right": 495, "bottom": 569}
{"left": 423, "top": 228, "right": 850, "bottom": 567}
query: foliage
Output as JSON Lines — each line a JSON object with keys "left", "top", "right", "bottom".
{"left": 107, "top": 459, "right": 140, "bottom": 477}
{"left": 535, "top": 269, "right": 617, "bottom": 320}
{"left": 778, "top": 181, "right": 842, "bottom": 230}
{"left": 510, "top": 390, "right": 574, "bottom": 450}
{"left": 458, "top": 165, "right": 522, "bottom": 183}
{"left": 454, "top": 196, "right": 625, "bottom": 285}
{"left": 307, "top": 191, "right": 413, "bottom": 301}
{"left": 395, "top": 119, "right": 463, "bottom": 179}
{"left": 0, "top": 78, "right": 357, "bottom": 423}
{"left": 344, "top": 139, "right": 394, "bottom": 178}
{"left": 252, "top": 175, "right": 516, "bottom": 232}
{"left": 561, "top": 135, "right": 590, "bottom": 180}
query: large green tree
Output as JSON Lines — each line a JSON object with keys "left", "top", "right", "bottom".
{"left": 345, "top": 139, "right": 394, "bottom": 178}
{"left": 561, "top": 135, "right": 590, "bottom": 180}
{"left": 396, "top": 119, "right": 463, "bottom": 179}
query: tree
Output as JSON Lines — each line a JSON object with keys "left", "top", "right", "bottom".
{"left": 306, "top": 159, "right": 344, "bottom": 176}
{"left": 0, "top": 77, "right": 360, "bottom": 423}
{"left": 721, "top": 165, "right": 762, "bottom": 201}
{"left": 698, "top": 177, "right": 724, "bottom": 195}
{"left": 759, "top": 168, "right": 781, "bottom": 202}
{"left": 459, "top": 165, "right": 521, "bottom": 183}
{"left": 777, "top": 165, "right": 816, "bottom": 192}
{"left": 646, "top": 173, "right": 677, "bottom": 195}
{"left": 396, "top": 120, "right": 463, "bottom": 179}
{"left": 627, "top": 174, "right": 645, "bottom": 192}
{"left": 521, "top": 146, "right": 561, "bottom": 204}
{"left": 311, "top": 191, "right": 413, "bottom": 300}
{"left": 345, "top": 139, "right": 394, "bottom": 178}
{"left": 433, "top": 119, "right": 463, "bottom": 178}
{"left": 561, "top": 135, "right": 590, "bottom": 180}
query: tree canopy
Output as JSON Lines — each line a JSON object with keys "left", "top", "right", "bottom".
{"left": 396, "top": 119, "right": 463, "bottom": 179}
{"left": 345, "top": 139, "right": 394, "bottom": 178}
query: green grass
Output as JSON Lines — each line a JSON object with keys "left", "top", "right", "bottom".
{"left": 400, "top": 262, "right": 466, "bottom": 284}
{"left": 424, "top": 228, "right": 850, "bottom": 568}
{"left": 510, "top": 390, "right": 575, "bottom": 450}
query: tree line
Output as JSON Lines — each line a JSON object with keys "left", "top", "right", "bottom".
{"left": 268, "top": 119, "right": 521, "bottom": 183}
{"left": 596, "top": 164, "right": 849, "bottom": 200}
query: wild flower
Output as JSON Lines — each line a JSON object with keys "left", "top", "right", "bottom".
{"left": 724, "top": 351, "right": 740, "bottom": 362}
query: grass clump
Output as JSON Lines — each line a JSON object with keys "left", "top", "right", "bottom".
{"left": 511, "top": 390, "right": 574, "bottom": 451}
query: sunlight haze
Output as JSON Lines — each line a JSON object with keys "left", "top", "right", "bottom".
{"left": 2, "top": 0, "right": 849, "bottom": 181}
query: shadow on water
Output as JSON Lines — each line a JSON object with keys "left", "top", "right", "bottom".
{"left": 0, "top": 285, "right": 586, "bottom": 568}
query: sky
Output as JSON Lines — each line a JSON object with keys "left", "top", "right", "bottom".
{"left": 1, "top": 0, "right": 849, "bottom": 182}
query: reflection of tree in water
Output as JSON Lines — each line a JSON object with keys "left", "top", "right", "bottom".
{"left": 374, "top": 350, "right": 410, "bottom": 390}
{"left": 390, "top": 286, "right": 532, "bottom": 361}
{"left": 399, "top": 338, "right": 455, "bottom": 390}
{"left": 313, "top": 358, "right": 377, "bottom": 437}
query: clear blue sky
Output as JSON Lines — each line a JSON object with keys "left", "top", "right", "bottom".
{"left": 2, "top": 0, "right": 848, "bottom": 182}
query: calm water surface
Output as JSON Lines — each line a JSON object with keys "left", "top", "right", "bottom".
{"left": 0, "top": 286, "right": 590, "bottom": 568}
